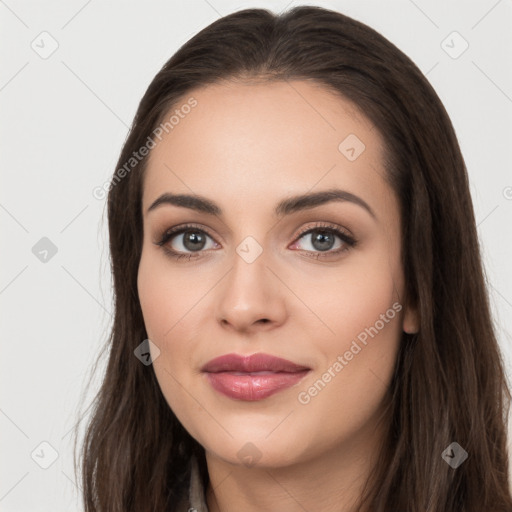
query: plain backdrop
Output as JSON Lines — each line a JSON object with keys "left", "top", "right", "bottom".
{"left": 1, "top": 0, "right": 511, "bottom": 510}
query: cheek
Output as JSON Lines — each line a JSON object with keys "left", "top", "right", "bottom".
{"left": 137, "top": 251, "right": 195, "bottom": 341}
{"left": 291, "top": 254, "right": 403, "bottom": 428}
{"left": 137, "top": 255, "right": 205, "bottom": 434}
{"left": 294, "top": 300, "right": 402, "bottom": 454}
{"left": 292, "top": 250, "right": 403, "bottom": 351}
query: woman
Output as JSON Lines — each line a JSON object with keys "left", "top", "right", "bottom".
{"left": 76, "top": 6, "right": 512, "bottom": 511}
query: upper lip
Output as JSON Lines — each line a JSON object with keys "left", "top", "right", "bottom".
{"left": 201, "top": 353, "right": 310, "bottom": 373}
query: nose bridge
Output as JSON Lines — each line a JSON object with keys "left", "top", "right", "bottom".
{"left": 215, "top": 232, "right": 285, "bottom": 330}
{"left": 226, "top": 234, "right": 271, "bottom": 302}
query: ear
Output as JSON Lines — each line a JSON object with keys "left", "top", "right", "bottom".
{"left": 402, "top": 302, "right": 420, "bottom": 334}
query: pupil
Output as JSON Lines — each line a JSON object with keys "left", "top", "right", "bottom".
{"left": 312, "top": 230, "right": 334, "bottom": 251}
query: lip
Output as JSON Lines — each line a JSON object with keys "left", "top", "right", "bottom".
{"left": 201, "top": 353, "right": 311, "bottom": 401}
{"left": 201, "top": 353, "right": 310, "bottom": 373}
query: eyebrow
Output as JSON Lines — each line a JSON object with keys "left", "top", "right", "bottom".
{"left": 146, "top": 188, "right": 376, "bottom": 219}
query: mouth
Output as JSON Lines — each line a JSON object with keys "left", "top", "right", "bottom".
{"left": 201, "top": 353, "right": 311, "bottom": 401}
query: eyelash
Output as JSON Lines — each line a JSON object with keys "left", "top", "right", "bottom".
{"left": 154, "top": 222, "right": 357, "bottom": 261}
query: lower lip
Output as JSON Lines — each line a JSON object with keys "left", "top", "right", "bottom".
{"left": 204, "top": 371, "right": 310, "bottom": 401}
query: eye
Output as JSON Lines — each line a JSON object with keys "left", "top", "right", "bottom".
{"left": 289, "top": 222, "right": 356, "bottom": 259}
{"left": 154, "top": 223, "right": 219, "bottom": 260}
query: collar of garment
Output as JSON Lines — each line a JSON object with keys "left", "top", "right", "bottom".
{"left": 177, "top": 454, "right": 209, "bottom": 512}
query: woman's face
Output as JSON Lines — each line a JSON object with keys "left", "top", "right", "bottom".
{"left": 137, "top": 80, "right": 418, "bottom": 468}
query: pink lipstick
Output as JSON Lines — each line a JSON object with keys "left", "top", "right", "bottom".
{"left": 201, "top": 353, "right": 310, "bottom": 401}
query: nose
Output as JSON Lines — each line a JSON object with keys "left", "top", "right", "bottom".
{"left": 215, "top": 246, "right": 287, "bottom": 334}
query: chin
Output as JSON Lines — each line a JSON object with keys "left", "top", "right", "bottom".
{"left": 199, "top": 429, "right": 311, "bottom": 469}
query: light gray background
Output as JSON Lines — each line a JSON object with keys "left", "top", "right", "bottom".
{"left": 1, "top": 0, "right": 511, "bottom": 510}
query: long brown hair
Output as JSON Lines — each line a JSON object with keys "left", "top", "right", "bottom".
{"left": 75, "top": 6, "right": 512, "bottom": 511}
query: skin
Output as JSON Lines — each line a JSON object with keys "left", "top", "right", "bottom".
{"left": 137, "top": 80, "right": 419, "bottom": 512}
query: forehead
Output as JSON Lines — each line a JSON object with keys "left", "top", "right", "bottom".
{"left": 142, "top": 80, "right": 390, "bottom": 217}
